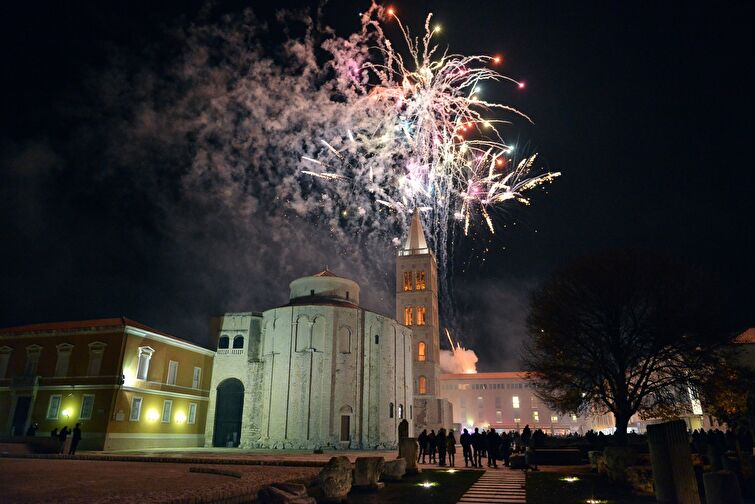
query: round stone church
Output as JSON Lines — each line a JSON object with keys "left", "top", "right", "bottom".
{"left": 205, "top": 269, "right": 414, "bottom": 449}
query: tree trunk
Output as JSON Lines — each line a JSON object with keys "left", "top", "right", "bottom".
{"left": 614, "top": 412, "right": 630, "bottom": 446}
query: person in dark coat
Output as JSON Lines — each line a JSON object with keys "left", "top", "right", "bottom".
{"left": 521, "top": 424, "right": 532, "bottom": 450}
{"left": 51, "top": 427, "right": 58, "bottom": 438}
{"left": 25, "top": 422, "right": 38, "bottom": 436}
{"left": 447, "top": 430, "right": 457, "bottom": 467}
{"left": 428, "top": 430, "right": 437, "bottom": 464}
{"left": 472, "top": 427, "right": 483, "bottom": 467}
{"left": 69, "top": 423, "right": 82, "bottom": 455}
{"left": 460, "top": 428, "right": 473, "bottom": 467}
{"left": 486, "top": 429, "right": 499, "bottom": 468}
{"left": 58, "top": 426, "right": 69, "bottom": 454}
{"left": 501, "top": 432, "right": 512, "bottom": 467}
{"left": 437, "top": 428, "right": 447, "bottom": 466}
{"left": 417, "top": 429, "right": 429, "bottom": 464}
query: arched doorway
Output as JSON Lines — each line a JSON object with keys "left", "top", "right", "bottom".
{"left": 213, "top": 378, "right": 244, "bottom": 447}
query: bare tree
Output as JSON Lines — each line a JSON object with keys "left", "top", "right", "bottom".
{"left": 523, "top": 249, "right": 726, "bottom": 445}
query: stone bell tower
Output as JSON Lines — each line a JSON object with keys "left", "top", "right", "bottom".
{"left": 396, "top": 209, "right": 451, "bottom": 431}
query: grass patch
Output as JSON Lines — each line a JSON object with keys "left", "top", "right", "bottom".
{"left": 347, "top": 469, "right": 482, "bottom": 504}
{"left": 527, "top": 471, "right": 654, "bottom": 504}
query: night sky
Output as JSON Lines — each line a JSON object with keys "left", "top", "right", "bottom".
{"left": 2, "top": 1, "right": 753, "bottom": 371}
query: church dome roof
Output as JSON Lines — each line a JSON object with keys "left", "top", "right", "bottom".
{"left": 288, "top": 269, "right": 360, "bottom": 306}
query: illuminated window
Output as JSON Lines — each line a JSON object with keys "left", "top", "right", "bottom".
{"left": 129, "top": 397, "right": 143, "bottom": 422}
{"left": 416, "top": 271, "right": 426, "bottom": 290}
{"left": 496, "top": 410, "right": 503, "bottom": 423}
{"left": 551, "top": 415, "right": 558, "bottom": 423}
{"left": 161, "top": 400, "right": 173, "bottom": 423}
{"left": 512, "top": 396, "right": 520, "bottom": 408}
{"left": 533, "top": 411, "right": 540, "bottom": 422}
{"left": 80, "top": 395, "right": 95, "bottom": 420}
{"left": 47, "top": 395, "right": 62, "bottom": 419}
{"left": 514, "top": 417, "right": 521, "bottom": 424}
{"left": 136, "top": 347, "right": 154, "bottom": 380}
{"left": 188, "top": 403, "right": 197, "bottom": 424}
{"left": 418, "top": 375, "right": 427, "bottom": 394}
{"left": 418, "top": 341, "right": 426, "bottom": 362}
{"left": 403, "top": 271, "right": 413, "bottom": 291}
{"left": 571, "top": 414, "right": 578, "bottom": 422}
{"left": 404, "top": 306, "right": 413, "bottom": 326}
{"left": 166, "top": 360, "right": 178, "bottom": 385}
{"left": 87, "top": 342, "right": 106, "bottom": 376}
{"left": 417, "top": 306, "right": 427, "bottom": 326}
{"left": 398, "top": 404, "right": 404, "bottom": 419}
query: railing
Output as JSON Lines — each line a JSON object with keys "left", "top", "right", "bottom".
{"left": 216, "top": 348, "right": 244, "bottom": 355}
{"left": 230, "top": 349, "right": 244, "bottom": 354}
{"left": 398, "top": 247, "right": 430, "bottom": 256}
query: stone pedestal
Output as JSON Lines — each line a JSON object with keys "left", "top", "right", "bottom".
{"left": 353, "top": 456, "right": 385, "bottom": 490}
{"left": 647, "top": 420, "right": 700, "bottom": 504}
{"left": 703, "top": 470, "right": 742, "bottom": 504}
{"left": 399, "top": 437, "right": 420, "bottom": 474}
{"left": 381, "top": 459, "right": 407, "bottom": 481}
{"left": 317, "top": 456, "right": 352, "bottom": 502}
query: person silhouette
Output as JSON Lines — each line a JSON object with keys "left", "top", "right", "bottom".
{"left": 417, "top": 429, "right": 428, "bottom": 464}
{"left": 460, "top": 428, "right": 472, "bottom": 467}
{"left": 446, "top": 429, "right": 456, "bottom": 467}
{"left": 69, "top": 423, "right": 82, "bottom": 455}
{"left": 58, "top": 426, "right": 69, "bottom": 454}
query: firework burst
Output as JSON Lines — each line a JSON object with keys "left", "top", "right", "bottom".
{"left": 302, "top": 3, "right": 560, "bottom": 265}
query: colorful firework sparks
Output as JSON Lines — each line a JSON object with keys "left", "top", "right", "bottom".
{"left": 301, "top": 3, "right": 560, "bottom": 249}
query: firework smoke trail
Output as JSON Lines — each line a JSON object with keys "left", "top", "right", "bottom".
{"left": 301, "top": 4, "right": 560, "bottom": 296}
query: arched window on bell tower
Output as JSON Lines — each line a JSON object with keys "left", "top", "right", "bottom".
{"left": 418, "top": 375, "right": 427, "bottom": 395}
{"left": 418, "top": 341, "right": 426, "bottom": 362}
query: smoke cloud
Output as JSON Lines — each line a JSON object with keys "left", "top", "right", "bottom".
{"left": 439, "top": 347, "right": 479, "bottom": 374}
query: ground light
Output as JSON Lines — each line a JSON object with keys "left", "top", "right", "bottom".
{"left": 418, "top": 482, "right": 439, "bottom": 488}
{"left": 561, "top": 476, "right": 580, "bottom": 483}
{"left": 585, "top": 500, "right": 608, "bottom": 504}
{"left": 446, "top": 469, "right": 457, "bottom": 473}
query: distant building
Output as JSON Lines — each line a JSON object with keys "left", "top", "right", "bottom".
{"left": 440, "top": 372, "right": 591, "bottom": 434}
{"left": 206, "top": 269, "right": 414, "bottom": 449}
{"left": 0, "top": 318, "right": 214, "bottom": 450}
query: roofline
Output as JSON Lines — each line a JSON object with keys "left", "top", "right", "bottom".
{"left": 440, "top": 371, "right": 530, "bottom": 380}
{"left": 0, "top": 317, "right": 214, "bottom": 355}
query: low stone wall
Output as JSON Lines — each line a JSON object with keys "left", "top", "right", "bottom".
{"left": 0, "top": 452, "right": 328, "bottom": 467}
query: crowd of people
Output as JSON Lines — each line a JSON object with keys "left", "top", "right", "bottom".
{"left": 416, "top": 424, "right": 545, "bottom": 469}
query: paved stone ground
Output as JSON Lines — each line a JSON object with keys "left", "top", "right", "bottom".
{"left": 0, "top": 458, "right": 319, "bottom": 503}
{"left": 456, "top": 468, "right": 527, "bottom": 504}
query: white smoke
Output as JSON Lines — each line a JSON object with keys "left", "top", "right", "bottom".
{"left": 439, "top": 348, "right": 478, "bottom": 374}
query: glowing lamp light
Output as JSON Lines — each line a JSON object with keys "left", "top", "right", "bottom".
{"left": 446, "top": 469, "right": 457, "bottom": 474}
{"left": 561, "top": 476, "right": 580, "bottom": 483}
{"left": 146, "top": 410, "right": 160, "bottom": 421}
{"left": 61, "top": 408, "right": 72, "bottom": 418}
{"left": 418, "top": 482, "right": 438, "bottom": 488}
{"left": 175, "top": 412, "right": 187, "bottom": 424}
{"left": 585, "top": 500, "right": 607, "bottom": 504}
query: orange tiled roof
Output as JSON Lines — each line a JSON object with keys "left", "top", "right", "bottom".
{"left": 733, "top": 328, "right": 755, "bottom": 344}
{"left": 440, "top": 371, "right": 529, "bottom": 380}
{"left": 0, "top": 317, "right": 189, "bottom": 345}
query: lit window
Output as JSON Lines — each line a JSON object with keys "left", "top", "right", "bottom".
{"left": 47, "top": 395, "right": 62, "bottom": 419}
{"left": 192, "top": 367, "right": 202, "bottom": 389}
{"left": 416, "top": 271, "right": 426, "bottom": 290}
{"left": 551, "top": 415, "right": 558, "bottom": 423}
{"left": 418, "top": 341, "right": 426, "bottom": 362}
{"left": 161, "top": 400, "right": 173, "bottom": 423}
{"left": 87, "top": 342, "right": 106, "bottom": 376}
{"left": 418, "top": 376, "right": 427, "bottom": 394}
{"left": 188, "top": 403, "right": 197, "bottom": 424}
{"left": 403, "top": 271, "right": 413, "bottom": 291}
{"left": 167, "top": 360, "right": 178, "bottom": 385}
{"left": 398, "top": 404, "right": 404, "bottom": 419}
{"left": 129, "top": 397, "right": 143, "bottom": 421}
{"left": 533, "top": 411, "right": 540, "bottom": 422}
{"left": 55, "top": 343, "right": 73, "bottom": 378}
{"left": 416, "top": 306, "right": 427, "bottom": 326}
{"left": 512, "top": 396, "right": 520, "bottom": 408}
{"left": 496, "top": 410, "right": 503, "bottom": 423}
{"left": 514, "top": 417, "right": 521, "bottom": 424}
{"left": 136, "top": 347, "right": 154, "bottom": 381}
{"left": 404, "top": 306, "right": 413, "bottom": 326}
{"left": 80, "top": 395, "right": 95, "bottom": 420}
{"left": 571, "top": 414, "right": 578, "bottom": 422}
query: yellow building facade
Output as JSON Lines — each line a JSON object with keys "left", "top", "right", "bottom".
{"left": 0, "top": 318, "right": 213, "bottom": 450}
